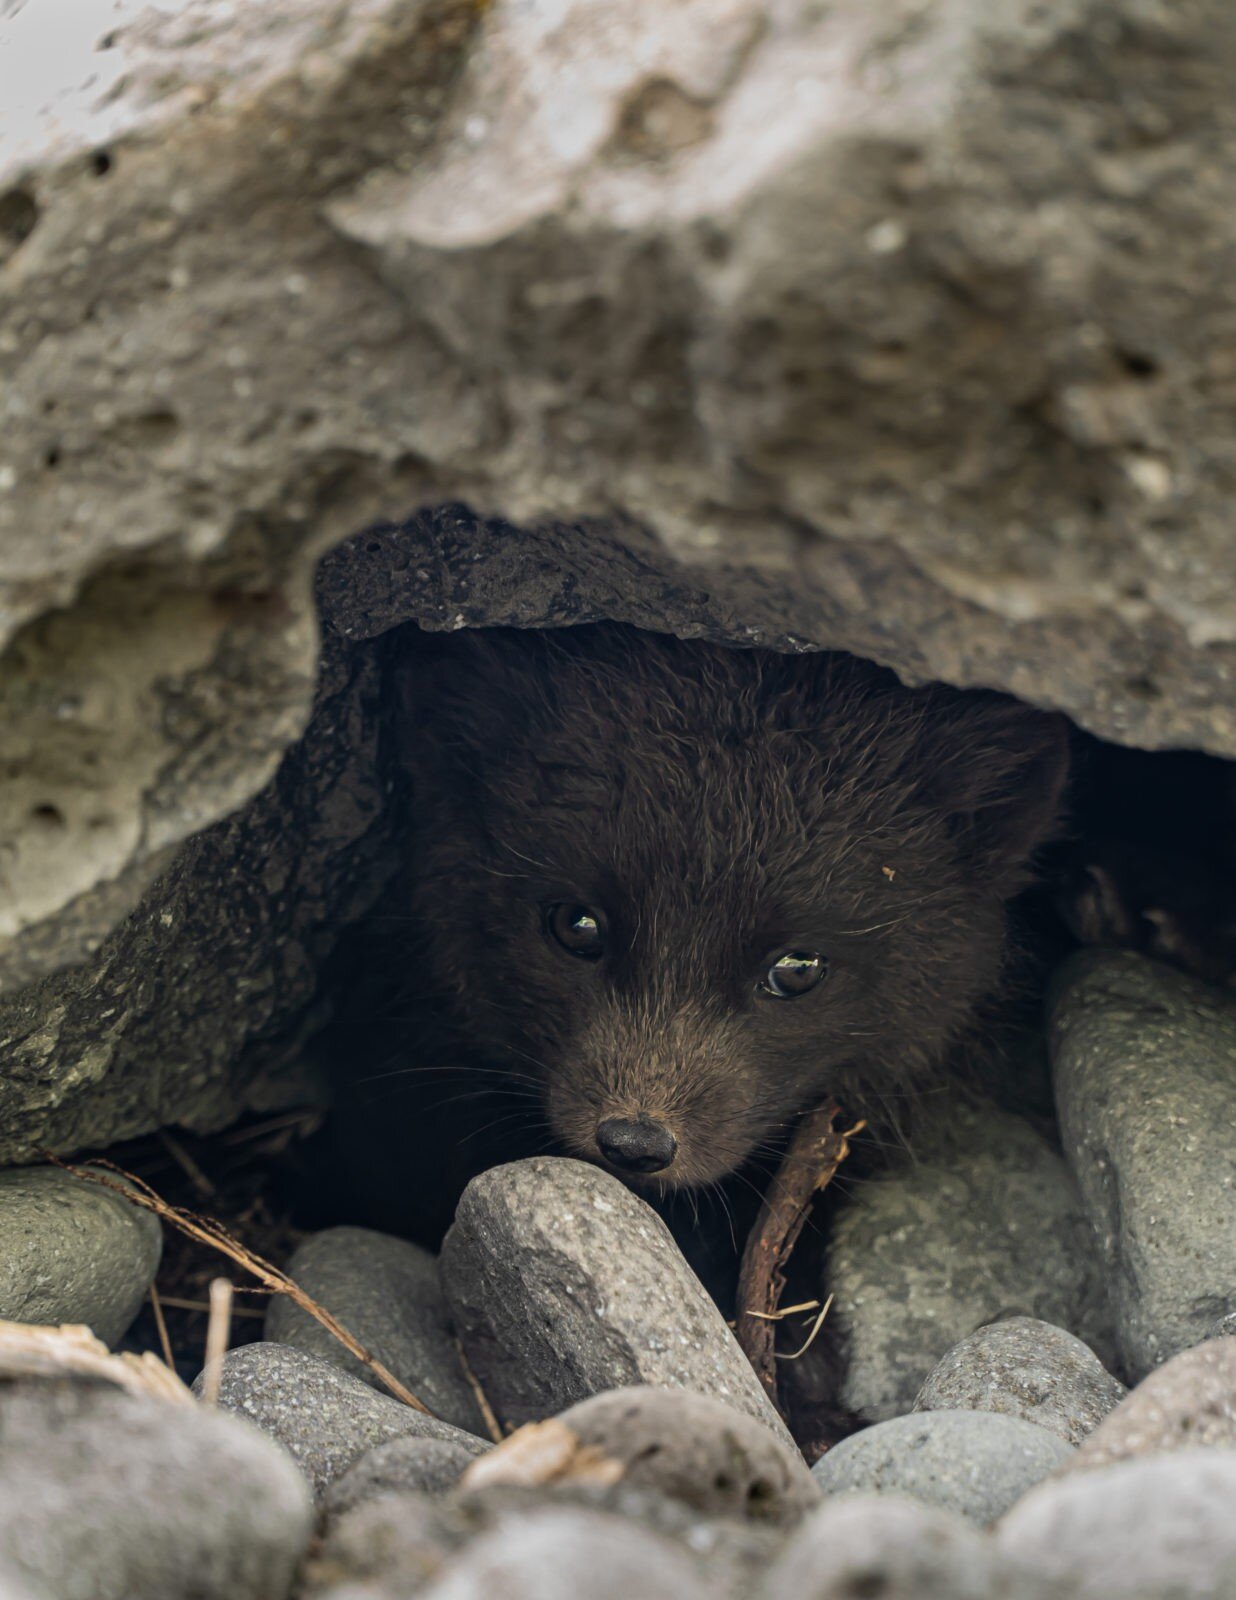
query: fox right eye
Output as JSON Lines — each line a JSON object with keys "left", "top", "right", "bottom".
{"left": 545, "top": 903, "right": 606, "bottom": 961}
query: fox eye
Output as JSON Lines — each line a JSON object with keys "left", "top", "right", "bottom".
{"left": 546, "top": 903, "right": 606, "bottom": 961}
{"left": 759, "top": 950, "right": 828, "bottom": 999}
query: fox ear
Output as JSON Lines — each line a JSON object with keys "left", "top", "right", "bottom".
{"left": 920, "top": 697, "right": 1071, "bottom": 893}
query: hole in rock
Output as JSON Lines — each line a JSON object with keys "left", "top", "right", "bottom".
{"left": 61, "top": 509, "right": 1231, "bottom": 1438}
{"left": 29, "top": 803, "right": 66, "bottom": 829}
{"left": 0, "top": 187, "right": 39, "bottom": 256}
{"left": 90, "top": 150, "right": 113, "bottom": 177}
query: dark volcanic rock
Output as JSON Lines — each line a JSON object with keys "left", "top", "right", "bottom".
{"left": 999, "top": 1449, "right": 1236, "bottom": 1598}
{"left": 811, "top": 1410, "right": 1074, "bottom": 1525}
{"left": 822, "top": 1101, "right": 1115, "bottom": 1422}
{"left": 439, "top": 1157, "right": 793, "bottom": 1445}
{"left": 554, "top": 1387, "right": 818, "bottom": 1523}
{"left": 265, "top": 1226, "right": 484, "bottom": 1434}
{"left": 914, "top": 1317, "right": 1126, "bottom": 1446}
{"left": 1062, "top": 1338, "right": 1236, "bottom": 1473}
{"left": 199, "top": 1342, "right": 488, "bottom": 1498}
{"left": 0, "top": 1379, "right": 311, "bottom": 1600}
{"left": 758, "top": 1493, "right": 1053, "bottom": 1600}
{"left": 0, "top": 1165, "right": 161, "bottom": 1346}
{"left": 1050, "top": 950, "right": 1236, "bottom": 1379}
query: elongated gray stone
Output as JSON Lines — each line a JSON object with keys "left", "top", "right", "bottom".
{"left": 1050, "top": 950, "right": 1236, "bottom": 1379}
{"left": 265, "top": 1226, "right": 485, "bottom": 1434}
{"left": 199, "top": 1342, "right": 489, "bottom": 1498}
{"left": 440, "top": 1157, "right": 794, "bottom": 1447}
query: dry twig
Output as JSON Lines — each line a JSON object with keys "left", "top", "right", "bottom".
{"left": 148, "top": 1280, "right": 176, "bottom": 1372}
{"left": 735, "top": 1100, "right": 864, "bottom": 1410}
{"left": 43, "top": 1152, "right": 432, "bottom": 1415}
{"left": 455, "top": 1337, "right": 505, "bottom": 1444}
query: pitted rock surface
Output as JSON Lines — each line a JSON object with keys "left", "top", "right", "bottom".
{"left": 440, "top": 1157, "right": 794, "bottom": 1447}
{"left": 554, "top": 1387, "right": 818, "bottom": 1523}
{"left": 1050, "top": 950, "right": 1236, "bottom": 1379}
{"left": 5, "top": 0, "right": 1236, "bottom": 1162}
{"left": 0, "top": 1165, "right": 162, "bottom": 1346}
{"left": 822, "top": 1101, "right": 1115, "bottom": 1423}
{"left": 265, "top": 1226, "right": 485, "bottom": 1434}
{"left": 914, "top": 1317, "right": 1126, "bottom": 1446}
{"left": 199, "top": 1342, "right": 489, "bottom": 1498}
{"left": 1062, "top": 1338, "right": 1236, "bottom": 1473}
{"left": 999, "top": 1449, "right": 1236, "bottom": 1598}
{"left": 0, "top": 1379, "right": 312, "bottom": 1600}
{"left": 811, "top": 1410, "right": 1074, "bottom": 1525}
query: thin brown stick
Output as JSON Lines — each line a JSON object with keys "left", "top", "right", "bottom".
{"left": 200, "top": 1278, "right": 233, "bottom": 1405}
{"left": 148, "top": 1280, "right": 176, "bottom": 1372}
{"left": 735, "top": 1101, "right": 864, "bottom": 1411}
{"left": 43, "top": 1152, "right": 432, "bottom": 1416}
{"left": 156, "top": 1295, "right": 267, "bottom": 1321}
{"left": 455, "top": 1337, "right": 505, "bottom": 1444}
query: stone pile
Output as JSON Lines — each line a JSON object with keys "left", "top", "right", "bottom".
{"left": 0, "top": 949, "right": 1232, "bottom": 1598}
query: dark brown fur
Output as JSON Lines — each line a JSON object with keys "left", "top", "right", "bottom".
{"left": 394, "top": 623, "right": 1069, "bottom": 1190}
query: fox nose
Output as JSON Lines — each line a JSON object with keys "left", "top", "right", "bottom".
{"left": 596, "top": 1116, "right": 677, "bottom": 1174}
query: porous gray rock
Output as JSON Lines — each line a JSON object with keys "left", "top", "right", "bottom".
{"left": 265, "top": 1226, "right": 484, "bottom": 1434}
{"left": 757, "top": 1493, "right": 1052, "bottom": 1600}
{"left": 914, "top": 1317, "right": 1126, "bottom": 1446}
{"left": 811, "top": 1410, "right": 1074, "bottom": 1525}
{"left": 822, "top": 1101, "right": 1115, "bottom": 1422}
{"left": 411, "top": 1507, "right": 713, "bottom": 1600}
{"left": 322, "top": 1436, "right": 481, "bottom": 1518}
{"left": 439, "top": 1157, "right": 794, "bottom": 1446}
{"left": 0, "top": 1165, "right": 161, "bottom": 1346}
{"left": 199, "top": 1341, "right": 489, "bottom": 1497}
{"left": 1050, "top": 950, "right": 1236, "bottom": 1379}
{"left": 0, "top": 1379, "right": 312, "bottom": 1600}
{"left": 554, "top": 1387, "right": 818, "bottom": 1523}
{"left": 1063, "top": 1337, "right": 1236, "bottom": 1473}
{"left": 5, "top": 0, "right": 1236, "bottom": 1163}
{"left": 999, "top": 1448, "right": 1236, "bottom": 1598}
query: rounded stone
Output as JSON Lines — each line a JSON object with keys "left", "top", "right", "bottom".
{"left": 999, "top": 1448, "right": 1236, "bottom": 1597}
{"left": 440, "top": 1157, "right": 793, "bottom": 1446}
{"left": 199, "top": 1342, "right": 489, "bottom": 1497}
{"left": 322, "top": 1435, "right": 481, "bottom": 1518}
{"left": 555, "top": 1386, "right": 819, "bottom": 1523}
{"left": 265, "top": 1226, "right": 485, "bottom": 1433}
{"left": 412, "top": 1506, "right": 712, "bottom": 1600}
{"left": 756, "top": 1492, "right": 1049, "bottom": 1600}
{"left": 1063, "top": 1337, "right": 1236, "bottom": 1473}
{"left": 0, "top": 1379, "right": 312, "bottom": 1600}
{"left": 811, "top": 1410, "right": 1074, "bottom": 1525}
{"left": 1049, "top": 949, "right": 1236, "bottom": 1379}
{"left": 0, "top": 1165, "right": 162, "bottom": 1347}
{"left": 914, "top": 1316, "right": 1126, "bottom": 1445}
{"left": 822, "top": 1101, "right": 1115, "bottom": 1422}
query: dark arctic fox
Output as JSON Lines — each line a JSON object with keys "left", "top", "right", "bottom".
{"left": 392, "top": 622, "right": 1069, "bottom": 1191}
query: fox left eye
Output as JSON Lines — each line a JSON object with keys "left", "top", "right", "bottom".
{"left": 759, "top": 950, "right": 828, "bottom": 999}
